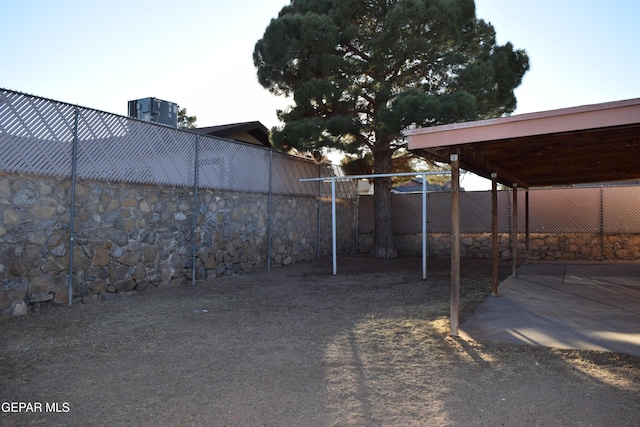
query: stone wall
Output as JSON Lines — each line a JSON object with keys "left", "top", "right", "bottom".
{"left": 0, "top": 173, "right": 356, "bottom": 317}
{"left": 359, "top": 232, "right": 640, "bottom": 261}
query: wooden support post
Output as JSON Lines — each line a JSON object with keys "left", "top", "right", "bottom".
{"left": 511, "top": 183, "right": 518, "bottom": 277}
{"left": 525, "top": 189, "right": 530, "bottom": 265}
{"left": 491, "top": 173, "right": 499, "bottom": 296}
{"left": 450, "top": 153, "right": 461, "bottom": 337}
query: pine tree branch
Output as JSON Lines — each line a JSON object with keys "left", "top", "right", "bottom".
{"left": 343, "top": 42, "right": 371, "bottom": 62}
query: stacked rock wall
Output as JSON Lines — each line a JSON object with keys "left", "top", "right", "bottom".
{"left": 359, "top": 232, "right": 640, "bottom": 261}
{"left": 0, "top": 173, "right": 356, "bottom": 317}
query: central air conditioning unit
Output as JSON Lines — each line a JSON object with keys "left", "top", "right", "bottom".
{"left": 128, "top": 97, "right": 178, "bottom": 128}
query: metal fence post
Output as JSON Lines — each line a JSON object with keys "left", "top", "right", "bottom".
{"left": 191, "top": 134, "right": 200, "bottom": 285}
{"left": 354, "top": 195, "right": 360, "bottom": 254}
{"left": 268, "top": 150, "right": 273, "bottom": 270}
{"left": 422, "top": 173, "right": 427, "bottom": 280}
{"left": 317, "top": 165, "right": 322, "bottom": 259}
{"left": 67, "top": 106, "right": 79, "bottom": 306}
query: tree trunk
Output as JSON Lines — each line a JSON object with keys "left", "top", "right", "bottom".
{"left": 370, "top": 142, "right": 397, "bottom": 258}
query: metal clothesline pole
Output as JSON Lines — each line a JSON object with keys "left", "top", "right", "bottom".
{"left": 301, "top": 171, "right": 451, "bottom": 279}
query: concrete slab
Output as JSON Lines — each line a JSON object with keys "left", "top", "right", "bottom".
{"left": 460, "top": 262, "right": 640, "bottom": 357}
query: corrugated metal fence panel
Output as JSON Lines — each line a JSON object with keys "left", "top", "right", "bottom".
{"left": 358, "top": 195, "right": 374, "bottom": 233}
{"left": 603, "top": 186, "right": 640, "bottom": 233}
{"left": 529, "top": 187, "right": 601, "bottom": 233}
{"left": 411, "top": 191, "right": 511, "bottom": 234}
{"left": 319, "top": 164, "right": 358, "bottom": 200}
{"left": 198, "top": 135, "right": 270, "bottom": 192}
{"left": 271, "top": 152, "right": 321, "bottom": 196}
{"left": 426, "top": 192, "right": 450, "bottom": 233}
{"left": 269, "top": 156, "right": 357, "bottom": 198}
{"left": 392, "top": 193, "right": 422, "bottom": 234}
{"left": 1, "top": 89, "right": 355, "bottom": 195}
{"left": 360, "top": 186, "right": 640, "bottom": 235}
{"left": 0, "top": 90, "right": 75, "bottom": 176}
{"left": 424, "top": 188, "right": 605, "bottom": 234}
{"left": 461, "top": 191, "right": 511, "bottom": 233}
{"left": 500, "top": 190, "right": 515, "bottom": 233}
{"left": 77, "top": 109, "right": 196, "bottom": 186}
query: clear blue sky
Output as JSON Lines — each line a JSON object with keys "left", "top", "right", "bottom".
{"left": 2, "top": 0, "right": 640, "bottom": 130}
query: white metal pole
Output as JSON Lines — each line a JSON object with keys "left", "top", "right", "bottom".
{"left": 299, "top": 171, "right": 451, "bottom": 277}
{"left": 331, "top": 179, "right": 337, "bottom": 275}
{"left": 422, "top": 173, "right": 427, "bottom": 280}
{"left": 268, "top": 151, "right": 273, "bottom": 270}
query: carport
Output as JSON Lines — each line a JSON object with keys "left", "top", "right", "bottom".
{"left": 404, "top": 98, "right": 640, "bottom": 338}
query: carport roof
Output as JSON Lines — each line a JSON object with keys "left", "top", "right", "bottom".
{"left": 405, "top": 98, "right": 640, "bottom": 188}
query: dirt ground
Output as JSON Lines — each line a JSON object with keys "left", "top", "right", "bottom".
{"left": 1, "top": 256, "right": 639, "bottom": 426}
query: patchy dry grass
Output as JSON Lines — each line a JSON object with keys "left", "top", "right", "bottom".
{"left": 1, "top": 256, "right": 638, "bottom": 426}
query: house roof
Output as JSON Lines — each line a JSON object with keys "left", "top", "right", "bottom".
{"left": 392, "top": 178, "right": 452, "bottom": 193}
{"left": 194, "top": 121, "right": 271, "bottom": 148}
{"left": 404, "top": 98, "right": 640, "bottom": 188}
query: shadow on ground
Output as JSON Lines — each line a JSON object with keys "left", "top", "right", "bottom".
{"left": 1, "top": 256, "right": 639, "bottom": 426}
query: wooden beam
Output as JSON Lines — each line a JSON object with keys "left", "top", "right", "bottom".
{"left": 459, "top": 145, "right": 529, "bottom": 189}
{"left": 525, "top": 190, "right": 530, "bottom": 265}
{"left": 511, "top": 184, "right": 518, "bottom": 277}
{"left": 450, "top": 153, "right": 461, "bottom": 337}
{"left": 411, "top": 148, "right": 450, "bottom": 165}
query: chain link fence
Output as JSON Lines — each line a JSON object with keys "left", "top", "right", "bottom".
{"left": 4, "top": 88, "right": 637, "bottom": 259}
{"left": 360, "top": 186, "right": 640, "bottom": 235}
{"left": 0, "top": 88, "right": 356, "bottom": 199}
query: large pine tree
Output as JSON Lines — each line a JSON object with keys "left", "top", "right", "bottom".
{"left": 254, "top": 0, "right": 529, "bottom": 258}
